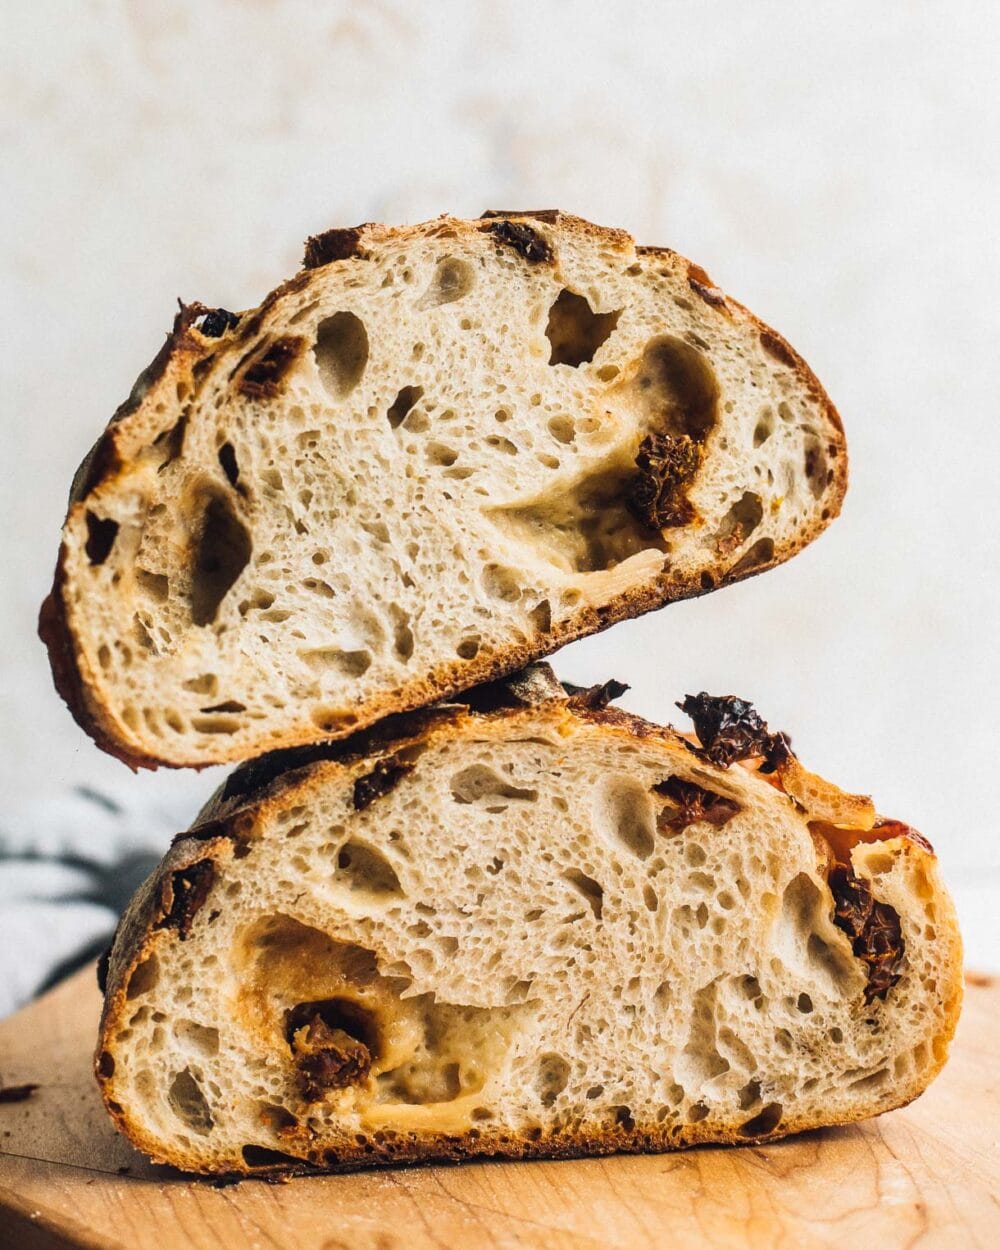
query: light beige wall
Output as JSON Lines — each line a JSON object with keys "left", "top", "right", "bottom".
{"left": 2, "top": 2, "right": 996, "bottom": 957}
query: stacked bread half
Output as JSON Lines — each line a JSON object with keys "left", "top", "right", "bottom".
{"left": 42, "top": 212, "right": 960, "bottom": 1176}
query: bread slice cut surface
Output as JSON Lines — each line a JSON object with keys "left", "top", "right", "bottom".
{"left": 95, "top": 669, "right": 961, "bottom": 1175}
{"left": 43, "top": 211, "right": 846, "bottom": 767}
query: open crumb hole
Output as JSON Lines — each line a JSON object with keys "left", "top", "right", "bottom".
{"left": 336, "top": 840, "right": 404, "bottom": 898}
{"left": 85, "top": 512, "right": 119, "bottom": 565}
{"left": 387, "top": 385, "right": 424, "bottom": 429}
{"left": 633, "top": 335, "right": 719, "bottom": 441}
{"left": 418, "top": 257, "right": 475, "bottom": 308}
{"left": 186, "top": 484, "right": 252, "bottom": 626}
{"left": 313, "top": 312, "right": 369, "bottom": 399}
{"left": 485, "top": 455, "right": 667, "bottom": 575}
{"left": 562, "top": 869, "right": 603, "bottom": 920}
{"left": 168, "top": 1067, "right": 214, "bottom": 1134}
{"left": 545, "top": 289, "right": 621, "bottom": 367}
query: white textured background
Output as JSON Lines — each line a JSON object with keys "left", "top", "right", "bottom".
{"left": 1, "top": 0, "right": 997, "bottom": 1009}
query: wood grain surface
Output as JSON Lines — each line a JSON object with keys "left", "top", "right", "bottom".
{"left": 0, "top": 966, "right": 996, "bottom": 1250}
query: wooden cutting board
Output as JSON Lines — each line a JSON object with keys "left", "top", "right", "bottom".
{"left": 0, "top": 966, "right": 996, "bottom": 1250}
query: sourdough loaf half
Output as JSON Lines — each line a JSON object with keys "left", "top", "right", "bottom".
{"left": 95, "top": 668, "right": 961, "bottom": 1175}
{"left": 42, "top": 211, "right": 846, "bottom": 768}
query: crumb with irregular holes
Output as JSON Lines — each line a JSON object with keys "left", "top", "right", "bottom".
{"left": 352, "top": 756, "right": 414, "bottom": 810}
{"left": 678, "top": 693, "right": 790, "bottom": 770}
{"left": 627, "top": 432, "right": 702, "bottom": 529}
{"left": 653, "top": 777, "right": 741, "bottom": 832}
{"left": 0, "top": 1083, "right": 39, "bottom": 1104}
{"left": 828, "top": 864, "right": 905, "bottom": 1003}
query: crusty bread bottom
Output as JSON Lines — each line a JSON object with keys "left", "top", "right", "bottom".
{"left": 96, "top": 700, "right": 961, "bottom": 1175}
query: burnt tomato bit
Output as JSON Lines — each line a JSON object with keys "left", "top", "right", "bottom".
{"left": 483, "top": 220, "right": 553, "bottom": 264}
{"left": 627, "top": 432, "right": 702, "bottom": 530}
{"left": 872, "top": 818, "right": 935, "bottom": 855}
{"left": 678, "top": 693, "right": 790, "bottom": 770}
{"left": 564, "top": 679, "right": 630, "bottom": 711}
{"left": 654, "top": 776, "right": 741, "bottom": 832}
{"left": 237, "top": 336, "right": 305, "bottom": 399}
{"left": 352, "top": 756, "right": 414, "bottom": 811}
{"left": 291, "top": 1015, "right": 372, "bottom": 1100}
{"left": 156, "top": 859, "right": 215, "bottom": 939}
{"left": 198, "top": 308, "right": 241, "bottom": 338}
{"left": 828, "top": 864, "right": 905, "bottom": 1003}
{"left": 303, "top": 226, "right": 368, "bottom": 269}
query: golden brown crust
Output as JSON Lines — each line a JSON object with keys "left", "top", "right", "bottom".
{"left": 96, "top": 1083, "right": 948, "bottom": 1179}
{"left": 43, "top": 211, "right": 848, "bottom": 769}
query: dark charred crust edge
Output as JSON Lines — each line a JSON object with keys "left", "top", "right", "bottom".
{"left": 155, "top": 859, "right": 216, "bottom": 940}
{"left": 480, "top": 219, "right": 554, "bottom": 264}
{"left": 303, "top": 226, "right": 370, "bottom": 269}
{"left": 563, "top": 679, "right": 630, "bottom": 710}
{"left": 70, "top": 432, "right": 124, "bottom": 504}
{"left": 218, "top": 705, "right": 461, "bottom": 809}
{"left": 38, "top": 560, "right": 162, "bottom": 772}
{"left": 235, "top": 336, "right": 307, "bottom": 399}
{"left": 212, "top": 666, "right": 632, "bottom": 814}
{"left": 96, "top": 923, "right": 120, "bottom": 993}
{"left": 352, "top": 757, "right": 415, "bottom": 811}
{"left": 71, "top": 301, "right": 223, "bottom": 506}
{"left": 207, "top": 676, "right": 648, "bottom": 817}
{"left": 759, "top": 328, "right": 798, "bottom": 368}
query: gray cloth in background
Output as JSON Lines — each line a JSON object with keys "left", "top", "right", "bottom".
{"left": 0, "top": 787, "right": 181, "bottom": 1016}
